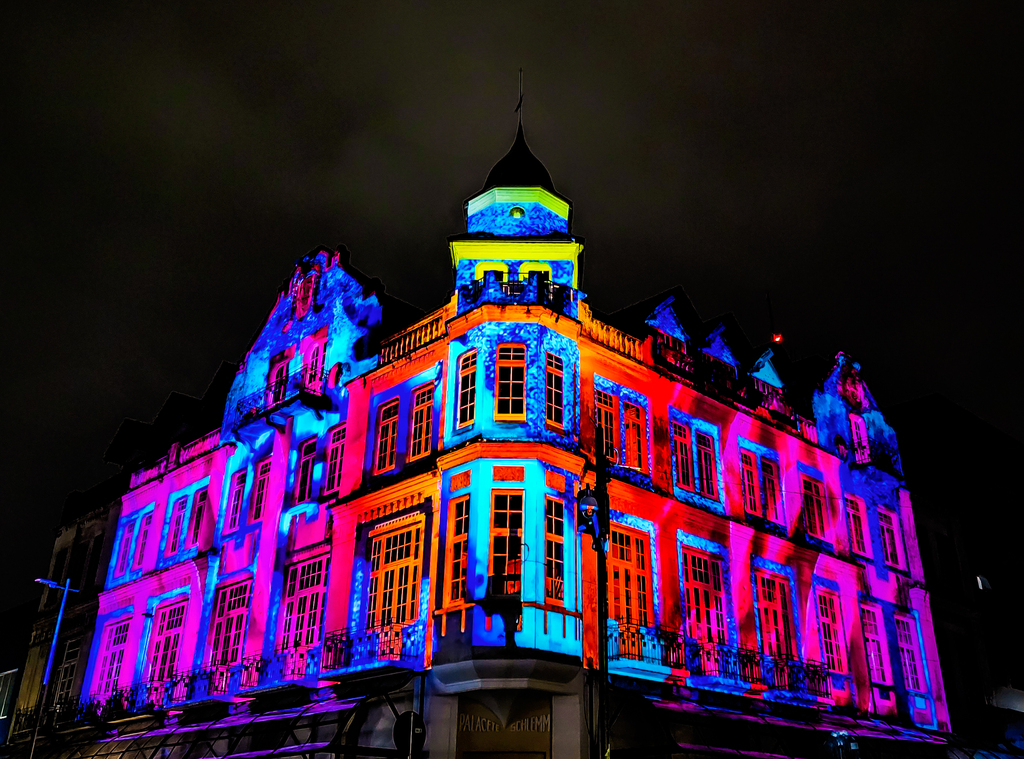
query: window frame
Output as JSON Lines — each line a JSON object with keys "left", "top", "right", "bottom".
{"left": 595, "top": 389, "right": 618, "bottom": 463}
{"left": 447, "top": 496, "right": 470, "bottom": 607}
{"left": 861, "top": 604, "right": 890, "bottom": 685}
{"left": 761, "top": 459, "right": 782, "bottom": 523}
{"left": 895, "top": 614, "right": 924, "bottom": 692}
{"left": 671, "top": 422, "right": 694, "bottom": 491}
{"left": 227, "top": 472, "right": 246, "bottom": 532}
{"left": 609, "top": 525, "right": 653, "bottom": 628}
{"left": 324, "top": 424, "right": 347, "bottom": 493}
{"left": 681, "top": 549, "right": 726, "bottom": 643}
{"left": 251, "top": 458, "right": 272, "bottom": 521}
{"left": 545, "top": 497, "right": 565, "bottom": 604}
{"left": 740, "top": 451, "right": 760, "bottom": 515}
{"left": 409, "top": 383, "right": 434, "bottom": 461}
{"left": 879, "top": 509, "right": 903, "bottom": 568}
{"left": 281, "top": 556, "right": 328, "bottom": 650}
{"left": 96, "top": 619, "right": 130, "bottom": 697}
{"left": 846, "top": 496, "right": 869, "bottom": 556}
{"left": 115, "top": 521, "right": 135, "bottom": 576}
{"left": 190, "top": 489, "right": 208, "bottom": 547}
{"left": 801, "top": 477, "right": 828, "bottom": 539}
{"left": 695, "top": 432, "right": 719, "bottom": 499}
{"left": 489, "top": 490, "right": 524, "bottom": 595}
{"left": 210, "top": 581, "right": 251, "bottom": 667}
{"left": 816, "top": 591, "right": 845, "bottom": 673}
{"left": 457, "top": 351, "right": 477, "bottom": 428}
{"left": 366, "top": 520, "right": 423, "bottom": 629}
{"left": 622, "top": 402, "right": 647, "bottom": 471}
{"left": 545, "top": 352, "right": 564, "bottom": 429}
{"left": 133, "top": 514, "right": 151, "bottom": 569}
{"left": 755, "top": 572, "right": 794, "bottom": 659}
{"left": 494, "top": 343, "right": 527, "bottom": 422}
{"left": 850, "top": 413, "right": 870, "bottom": 464}
{"left": 149, "top": 601, "right": 186, "bottom": 683}
{"left": 295, "top": 438, "right": 317, "bottom": 503}
{"left": 53, "top": 638, "right": 81, "bottom": 703}
{"left": 374, "top": 399, "right": 401, "bottom": 474}
{"left": 167, "top": 497, "right": 187, "bottom": 555}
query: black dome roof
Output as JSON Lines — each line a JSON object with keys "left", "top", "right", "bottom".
{"left": 481, "top": 121, "right": 555, "bottom": 192}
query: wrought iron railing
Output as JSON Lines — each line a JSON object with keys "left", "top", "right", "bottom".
{"left": 234, "top": 367, "right": 327, "bottom": 425}
{"left": 459, "top": 274, "right": 576, "bottom": 318}
{"left": 239, "top": 645, "right": 321, "bottom": 690}
{"left": 321, "top": 624, "right": 424, "bottom": 671}
{"left": 607, "top": 623, "right": 686, "bottom": 668}
{"left": 685, "top": 639, "right": 763, "bottom": 684}
{"left": 851, "top": 437, "right": 903, "bottom": 476}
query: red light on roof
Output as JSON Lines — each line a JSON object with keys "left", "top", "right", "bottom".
{"left": 772, "top": 333, "right": 784, "bottom": 343}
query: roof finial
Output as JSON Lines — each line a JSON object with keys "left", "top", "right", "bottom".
{"left": 514, "top": 68, "right": 523, "bottom": 121}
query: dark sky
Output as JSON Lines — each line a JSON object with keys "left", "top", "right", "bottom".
{"left": 3, "top": 1, "right": 1021, "bottom": 610}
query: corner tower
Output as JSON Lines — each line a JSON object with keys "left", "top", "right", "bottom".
{"left": 449, "top": 120, "right": 584, "bottom": 290}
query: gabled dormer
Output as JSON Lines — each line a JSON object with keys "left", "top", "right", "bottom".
{"left": 645, "top": 296, "right": 693, "bottom": 372}
{"left": 750, "top": 349, "right": 789, "bottom": 415}
{"left": 450, "top": 120, "right": 583, "bottom": 294}
{"left": 702, "top": 323, "right": 741, "bottom": 386}
{"left": 813, "top": 352, "right": 902, "bottom": 478}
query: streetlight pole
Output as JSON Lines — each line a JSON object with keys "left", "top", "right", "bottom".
{"left": 29, "top": 577, "right": 78, "bottom": 759}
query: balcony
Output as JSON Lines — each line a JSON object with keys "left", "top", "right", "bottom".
{"left": 606, "top": 630, "right": 831, "bottom": 699}
{"left": 321, "top": 624, "right": 425, "bottom": 673}
{"left": 233, "top": 366, "right": 328, "bottom": 427}
{"left": 458, "top": 272, "right": 577, "bottom": 319}
{"left": 240, "top": 645, "right": 322, "bottom": 691}
{"left": 379, "top": 312, "right": 445, "bottom": 365}
{"left": 851, "top": 437, "right": 903, "bottom": 477}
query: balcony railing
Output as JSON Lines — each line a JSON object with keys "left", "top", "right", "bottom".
{"left": 321, "top": 624, "right": 424, "bottom": 672}
{"left": 580, "top": 305, "right": 644, "bottom": 362}
{"left": 458, "top": 273, "right": 577, "bottom": 318}
{"left": 234, "top": 366, "right": 327, "bottom": 426}
{"left": 851, "top": 437, "right": 903, "bottom": 477}
{"left": 379, "top": 313, "right": 445, "bottom": 365}
{"left": 606, "top": 630, "right": 831, "bottom": 698}
{"left": 240, "top": 646, "right": 322, "bottom": 690}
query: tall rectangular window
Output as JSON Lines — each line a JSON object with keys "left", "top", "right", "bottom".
{"left": 817, "top": 592, "right": 845, "bottom": 672}
{"left": 672, "top": 422, "right": 693, "bottom": 490}
{"left": 409, "top": 384, "right": 433, "bottom": 460}
{"left": 448, "top": 496, "right": 470, "bottom": 604}
{"left": 802, "top": 478, "right": 827, "bottom": 538}
{"left": 366, "top": 524, "right": 421, "bottom": 628}
{"left": 762, "top": 460, "right": 781, "bottom": 522}
{"left": 695, "top": 433, "right": 718, "bottom": 498}
{"left": 879, "top": 511, "right": 902, "bottom": 567}
{"left": 150, "top": 602, "right": 186, "bottom": 682}
{"left": 96, "top": 620, "right": 130, "bottom": 696}
{"left": 252, "top": 458, "right": 272, "bottom": 520}
{"left": 495, "top": 344, "right": 526, "bottom": 421}
{"left": 457, "top": 351, "right": 477, "bottom": 427}
{"left": 115, "top": 522, "right": 135, "bottom": 575}
{"left": 609, "top": 528, "right": 651, "bottom": 627}
{"left": 304, "top": 342, "right": 324, "bottom": 391}
{"left": 757, "top": 574, "right": 793, "bottom": 658}
{"left": 623, "top": 403, "right": 646, "bottom": 470}
{"left": 490, "top": 491, "right": 523, "bottom": 595}
{"left": 227, "top": 472, "right": 246, "bottom": 531}
{"left": 895, "top": 616, "right": 922, "bottom": 691}
{"left": 682, "top": 550, "right": 725, "bottom": 643}
{"left": 545, "top": 353, "right": 564, "bottom": 428}
{"left": 168, "top": 497, "right": 187, "bottom": 554}
{"left": 53, "top": 639, "right": 80, "bottom": 703}
{"left": 741, "top": 452, "right": 759, "bottom": 514}
{"left": 190, "top": 489, "right": 208, "bottom": 546}
{"left": 134, "top": 514, "right": 151, "bottom": 569}
{"left": 210, "top": 582, "right": 251, "bottom": 666}
{"left": 375, "top": 400, "right": 400, "bottom": 473}
{"left": 296, "top": 438, "right": 317, "bottom": 502}
{"left": 545, "top": 497, "right": 565, "bottom": 602}
{"left": 324, "top": 424, "right": 346, "bottom": 493}
{"left": 282, "top": 558, "right": 327, "bottom": 649}
{"left": 850, "top": 413, "right": 870, "bottom": 464}
{"left": 595, "top": 390, "right": 617, "bottom": 462}
{"left": 847, "top": 497, "right": 868, "bottom": 555}
{"left": 862, "top": 606, "right": 888, "bottom": 683}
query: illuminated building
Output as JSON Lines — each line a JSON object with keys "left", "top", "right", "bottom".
{"left": 7, "top": 119, "right": 951, "bottom": 758}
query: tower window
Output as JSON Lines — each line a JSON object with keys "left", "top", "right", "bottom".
{"left": 509, "top": 206, "right": 525, "bottom": 218}
{"left": 457, "top": 351, "right": 477, "bottom": 428}
{"left": 545, "top": 353, "right": 563, "bottom": 428}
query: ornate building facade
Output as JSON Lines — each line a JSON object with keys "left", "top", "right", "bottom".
{"left": 8, "top": 120, "right": 951, "bottom": 759}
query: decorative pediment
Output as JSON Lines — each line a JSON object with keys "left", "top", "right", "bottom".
{"left": 750, "top": 350, "right": 784, "bottom": 389}
{"left": 702, "top": 324, "right": 740, "bottom": 367}
{"left": 645, "top": 297, "right": 690, "bottom": 343}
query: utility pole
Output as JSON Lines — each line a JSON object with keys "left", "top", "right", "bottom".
{"left": 30, "top": 577, "right": 78, "bottom": 759}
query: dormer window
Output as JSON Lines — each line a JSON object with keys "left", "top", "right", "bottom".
{"left": 294, "top": 274, "right": 316, "bottom": 319}
{"left": 509, "top": 206, "right": 525, "bottom": 218}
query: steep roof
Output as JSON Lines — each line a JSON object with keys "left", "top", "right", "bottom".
{"left": 481, "top": 121, "right": 555, "bottom": 193}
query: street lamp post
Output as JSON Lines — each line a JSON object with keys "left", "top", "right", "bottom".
{"left": 29, "top": 577, "right": 78, "bottom": 759}
{"left": 579, "top": 453, "right": 612, "bottom": 759}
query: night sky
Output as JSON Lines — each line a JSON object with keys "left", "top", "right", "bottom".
{"left": 3, "top": 2, "right": 1021, "bottom": 610}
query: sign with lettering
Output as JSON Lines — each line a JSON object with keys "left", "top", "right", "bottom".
{"left": 456, "top": 695, "right": 552, "bottom": 755}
